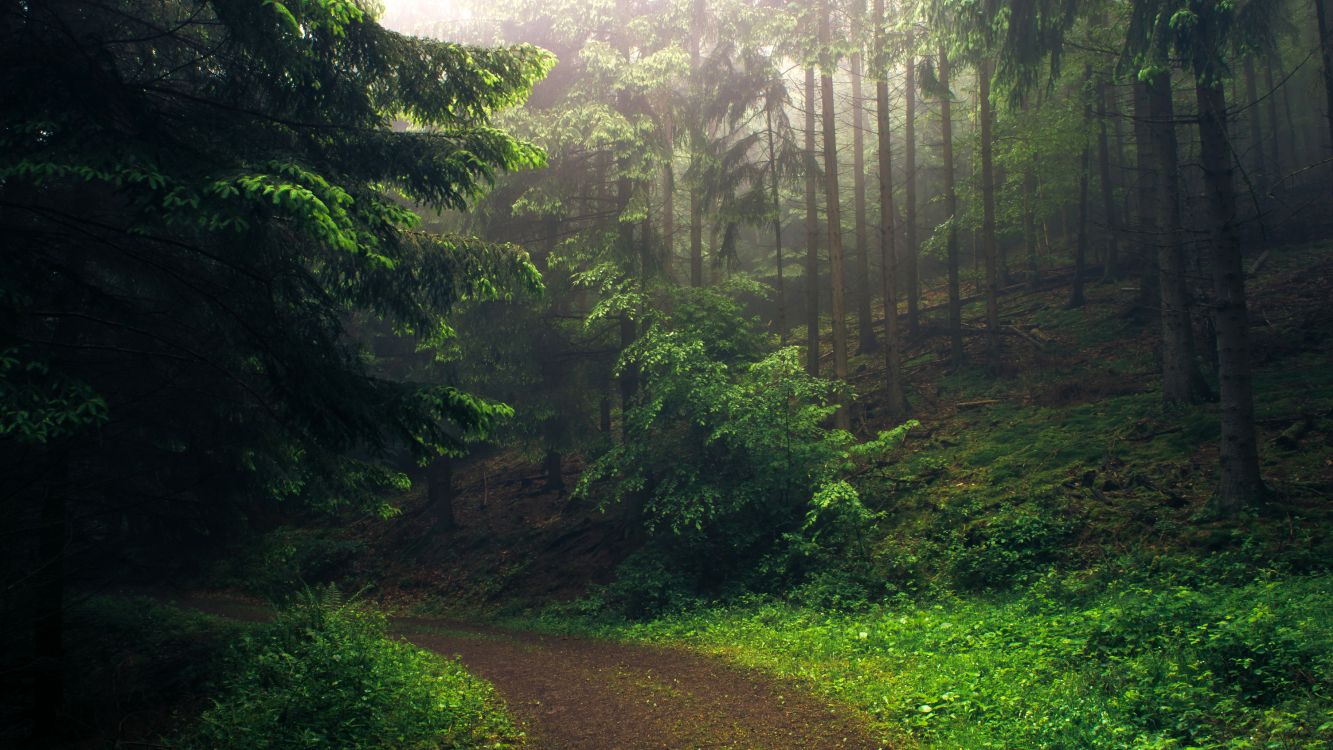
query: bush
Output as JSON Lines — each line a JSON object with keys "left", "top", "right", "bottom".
{"left": 210, "top": 527, "right": 366, "bottom": 601}
{"left": 179, "top": 591, "right": 520, "bottom": 750}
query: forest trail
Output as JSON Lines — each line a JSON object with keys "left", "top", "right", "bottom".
{"left": 177, "top": 597, "right": 884, "bottom": 750}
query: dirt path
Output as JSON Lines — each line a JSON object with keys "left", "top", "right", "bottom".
{"left": 179, "top": 598, "right": 884, "bottom": 750}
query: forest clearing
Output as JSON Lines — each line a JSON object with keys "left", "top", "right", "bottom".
{"left": 3, "top": 0, "right": 1332, "bottom": 748}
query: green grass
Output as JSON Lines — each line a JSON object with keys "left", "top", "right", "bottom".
{"left": 534, "top": 570, "right": 1333, "bottom": 749}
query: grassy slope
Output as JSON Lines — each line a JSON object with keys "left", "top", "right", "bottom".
{"left": 529, "top": 242, "right": 1333, "bottom": 749}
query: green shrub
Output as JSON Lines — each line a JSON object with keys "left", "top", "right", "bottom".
{"left": 179, "top": 591, "right": 520, "bottom": 750}
{"left": 210, "top": 527, "right": 366, "bottom": 601}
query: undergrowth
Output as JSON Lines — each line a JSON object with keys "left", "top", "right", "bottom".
{"left": 532, "top": 564, "right": 1333, "bottom": 749}
{"left": 177, "top": 590, "right": 522, "bottom": 750}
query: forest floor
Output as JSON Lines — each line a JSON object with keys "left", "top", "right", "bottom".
{"left": 177, "top": 595, "right": 886, "bottom": 750}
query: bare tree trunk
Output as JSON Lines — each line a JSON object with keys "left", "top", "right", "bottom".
{"left": 543, "top": 449, "right": 564, "bottom": 491}
{"left": 427, "top": 456, "right": 456, "bottom": 532}
{"left": 978, "top": 59, "right": 1001, "bottom": 359}
{"left": 690, "top": 187, "right": 703, "bottom": 286}
{"left": 874, "top": 0, "right": 907, "bottom": 416}
{"left": 766, "top": 107, "right": 787, "bottom": 343}
{"left": 1096, "top": 75, "right": 1122, "bottom": 280}
{"left": 1263, "top": 58, "right": 1283, "bottom": 180}
{"left": 852, "top": 41, "right": 877, "bottom": 354}
{"left": 1316, "top": 0, "right": 1333, "bottom": 160}
{"left": 821, "top": 0, "right": 851, "bottom": 430}
{"left": 939, "top": 48, "right": 964, "bottom": 365}
{"left": 663, "top": 113, "right": 676, "bottom": 279}
{"left": 903, "top": 42, "right": 921, "bottom": 337}
{"left": 31, "top": 451, "right": 67, "bottom": 744}
{"left": 1132, "top": 80, "right": 1161, "bottom": 316}
{"left": 853, "top": 32, "right": 874, "bottom": 354}
{"left": 1195, "top": 76, "right": 1265, "bottom": 513}
{"left": 1243, "top": 56, "right": 1267, "bottom": 191}
{"left": 805, "top": 67, "right": 821, "bottom": 376}
{"left": 1147, "top": 70, "right": 1211, "bottom": 404}
{"left": 1069, "top": 65, "right": 1091, "bottom": 309}
{"left": 1023, "top": 161, "right": 1039, "bottom": 285}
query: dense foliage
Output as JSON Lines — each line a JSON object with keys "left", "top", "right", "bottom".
{"left": 180, "top": 593, "right": 520, "bottom": 750}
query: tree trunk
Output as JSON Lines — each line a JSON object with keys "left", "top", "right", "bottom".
{"left": 1316, "top": 0, "right": 1333, "bottom": 159}
{"left": 663, "top": 113, "right": 676, "bottom": 279}
{"left": 1147, "top": 69, "right": 1211, "bottom": 404}
{"left": 1262, "top": 58, "right": 1283, "bottom": 181}
{"left": 978, "top": 58, "right": 1001, "bottom": 359}
{"left": 766, "top": 107, "right": 787, "bottom": 343}
{"left": 821, "top": 0, "right": 851, "bottom": 430}
{"left": 31, "top": 451, "right": 68, "bottom": 744}
{"left": 1132, "top": 79, "right": 1161, "bottom": 316}
{"left": 543, "top": 449, "right": 564, "bottom": 491}
{"left": 1243, "top": 56, "right": 1267, "bottom": 191}
{"left": 852, "top": 43, "right": 877, "bottom": 354}
{"left": 1195, "top": 76, "right": 1265, "bottom": 513}
{"left": 690, "top": 187, "right": 703, "bottom": 286}
{"left": 939, "top": 48, "right": 964, "bottom": 365}
{"left": 1069, "top": 65, "right": 1091, "bottom": 309}
{"left": 804, "top": 66, "right": 821, "bottom": 376}
{"left": 1023, "top": 161, "right": 1039, "bottom": 285}
{"left": 874, "top": 0, "right": 907, "bottom": 416}
{"left": 903, "top": 43, "right": 920, "bottom": 337}
{"left": 427, "top": 456, "right": 455, "bottom": 532}
{"left": 1096, "top": 75, "right": 1121, "bottom": 281}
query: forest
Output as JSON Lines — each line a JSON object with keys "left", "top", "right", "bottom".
{"left": 2, "top": 0, "right": 1331, "bottom": 747}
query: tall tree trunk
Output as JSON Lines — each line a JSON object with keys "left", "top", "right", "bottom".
{"left": 1096, "top": 75, "right": 1122, "bottom": 281}
{"left": 690, "top": 187, "right": 703, "bottom": 286}
{"left": 766, "top": 107, "right": 787, "bottom": 343}
{"left": 852, "top": 41, "right": 877, "bottom": 353}
{"left": 805, "top": 67, "right": 821, "bottom": 376}
{"left": 1023, "top": 160, "right": 1039, "bottom": 285}
{"left": 1316, "top": 0, "right": 1333, "bottom": 159}
{"left": 874, "top": 0, "right": 907, "bottom": 416}
{"left": 1069, "top": 66, "right": 1091, "bottom": 309}
{"left": 978, "top": 58, "right": 1001, "bottom": 359}
{"left": 31, "top": 451, "right": 68, "bottom": 744}
{"left": 1147, "top": 69, "right": 1211, "bottom": 404}
{"left": 939, "top": 48, "right": 964, "bottom": 365}
{"left": 903, "top": 43, "right": 920, "bottom": 337}
{"left": 427, "top": 456, "right": 456, "bottom": 532}
{"left": 543, "top": 449, "right": 565, "bottom": 491}
{"left": 853, "top": 43, "right": 874, "bottom": 354}
{"left": 821, "top": 0, "right": 851, "bottom": 430}
{"left": 1262, "top": 58, "right": 1283, "bottom": 181}
{"left": 1132, "top": 80, "right": 1161, "bottom": 316}
{"left": 1195, "top": 75, "right": 1265, "bottom": 513}
{"left": 662, "top": 113, "right": 676, "bottom": 279}
{"left": 1243, "top": 56, "right": 1267, "bottom": 191}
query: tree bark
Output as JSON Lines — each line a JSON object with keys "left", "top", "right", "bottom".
{"left": 31, "top": 451, "right": 68, "bottom": 744}
{"left": 1316, "top": 0, "right": 1333, "bottom": 159}
{"left": 874, "top": 0, "right": 907, "bottom": 416}
{"left": 804, "top": 66, "right": 821, "bottom": 376}
{"left": 1243, "top": 56, "right": 1267, "bottom": 191}
{"left": 1262, "top": 58, "right": 1283, "bottom": 181}
{"left": 978, "top": 58, "right": 1001, "bottom": 359}
{"left": 1146, "top": 69, "right": 1211, "bottom": 404}
{"left": 1096, "top": 75, "right": 1121, "bottom": 280}
{"left": 852, "top": 41, "right": 877, "bottom": 354}
{"left": 1195, "top": 76, "right": 1265, "bottom": 513}
{"left": 821, "top": 0, "right": 851, "bottom": 430}
{"left": 427, "top": 456, "right": 456, "bottom": 532}
{"left": 1069, "top": 65, "right": 1091, "bottom": 309}
{"left": 939, "top": 48, "right": 964, "bottom": 365}
{"left": 903, "top": 42, "right": 920, "bottom": 337}
{"left": 662, "top": 113, "right": 676, "bottom": 279}
{"left": 766, "top": 106, "right": 787, "bottom": 343}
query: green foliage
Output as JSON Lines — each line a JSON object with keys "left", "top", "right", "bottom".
{"left": 588, "top": 569, "right": 1333, "bottom": 750}
{"left": 576, "top": 284, "right": 915, "bottom": 602}
{"left": 179, "top": 591, "right": 520, "bottom": 750}
{"left": 209, "top": 527, "right": 368, "bottom": 602}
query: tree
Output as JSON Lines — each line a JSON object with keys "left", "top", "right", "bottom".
{"left": 819, "top": 0, "right": 852, "bottom": 430}
{"left": 874, "top": 0, "right": 909, "bottom": 416}
{"left": 0, "top": 0, "right": 549, "bottom": 739}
